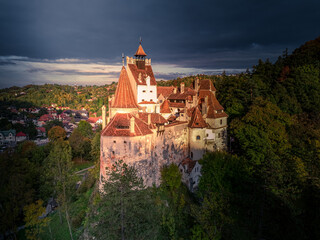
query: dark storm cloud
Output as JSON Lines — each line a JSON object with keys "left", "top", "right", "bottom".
{"left": 0, "top": 0, "right": 319, "bottom": 87}
{"left": 26, "top": 67, "right": 119, "bottom": 76}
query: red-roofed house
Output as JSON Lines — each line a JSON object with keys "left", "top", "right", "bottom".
{"left": 16, "top": 132, "right": 27, "bottom": 142}
{"left": 179, "top": 158, "right": 202, "bottom": 191}
{"left": 87, "top": 117, "right": 103, "bottom": 128}
{"left": 36, "top": 127, "right": 46, "bottom": 137}
{"left": 38, "top": 114, "right": 54, "bottom": 126}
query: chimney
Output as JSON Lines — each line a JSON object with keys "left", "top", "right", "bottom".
{"left": 146, "top": 76, "right": 150, "bottom": 86}
{"left": 193, "top": 95, "right": 197, "bottom": 106}
{"left": 180, "top": 82, "right": 185, "bottom": 94}
{"left": 173, "top": 87, "right": 177, "bottom": 94}
{"left": 195, "top": 77, "right": 199, "bottom": 92}
{"left": 130, "top": 117, "right": 135, "bottom": 134}
{"left": 102, "top": 105, "right": 106, "bottom": 129}
{"left": 148, "top": 114, "right": 151, "bottom": 125}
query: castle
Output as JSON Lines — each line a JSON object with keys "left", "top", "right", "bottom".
{"left": 100, "top": 43, "right": 228, "bottom": 190}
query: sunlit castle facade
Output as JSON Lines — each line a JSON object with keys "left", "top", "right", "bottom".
{"left": 100, "top": 43, "right": 228, "bottom": 191}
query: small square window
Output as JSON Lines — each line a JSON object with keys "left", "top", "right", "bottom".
{"left": 196, "top": 135, "right": 200, "bottom": 140}
{"left": 150, "top": 90, "right": 153, "bottom": 93}
{"left": 113, "top": 140, "right": 116, "bottom": 143}
{"left": 142, "top": 90, "right": 146, "bottom": 93}
{"left": 150, "top": 99, "right": 153, "bottom": 101}
{"left": 124, "top": 141, "right": 127, "bottom": 144}
{"left": 220, "top": 119, "right": 223, "bottom": 125}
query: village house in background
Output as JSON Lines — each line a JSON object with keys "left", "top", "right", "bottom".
{"left": 100, "top": 43, "right": 228, "bottom": 191}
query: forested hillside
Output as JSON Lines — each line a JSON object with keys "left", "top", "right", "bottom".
{"left": 0, "top": 83, "right": 117, "bottom": 115}
{"left": 165, "top": 36, "right": 320, "bottom": 239}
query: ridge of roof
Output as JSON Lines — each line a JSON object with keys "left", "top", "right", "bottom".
{"left": 112, "top": 67, "right": 140, "bottom": 109}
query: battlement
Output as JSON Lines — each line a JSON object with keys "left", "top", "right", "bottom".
{"left": 126, "top": 56, "right": 151, "bottom": 66}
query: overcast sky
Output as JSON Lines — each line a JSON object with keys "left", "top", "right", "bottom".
{"left": 0, "top": 0, "right": 319, "bottom": 88}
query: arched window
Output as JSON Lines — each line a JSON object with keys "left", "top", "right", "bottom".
{"left": 196, "top": 135, "right": 200, "bottom": 140}
{"left": 220, "top": 119, "right": 223, "bottom": 125}
{"left": 191, "top": 152, "right": 193, "bottom": 159}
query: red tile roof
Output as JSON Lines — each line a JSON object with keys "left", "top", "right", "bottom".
{"left": 134, "top": 44, "right": 147, "bottom": 57}
{"left": 207, "top": 107, "right": 229, "bottom": 119}
{"left": 16, "top": 131, "right": 26, "bottom": 137}
{"left": 127, "top": 64, "right": 157, "bottom": 86}
{"left": 199, "top": 90, "right": 224, "bottom": 111}
{"left": 138, "top": 113, "right": 168, "bottom": 125}
{"left": 101, "top": 113, "right": 153, "bottom": 137}
{"left": 187, "top": 107, "right": 196, "bottom": 117}
{"left": 180, "top": 158, "right": 197, "bottom": 174}
{"left": 168, "top": 102, "right": 185, "bottom": 108}
{"left": 39, "top": 114, "right": 54, "bottom": 122}
{"left": 165, "top": 120, "right": 188, "bottom": 127}
{"left": 199, "top": 79, "right": 216, "bottom": 91}
{"left": 167, "top": 114, "right": 177, "bottom": 122}
{"left": 36, "top": 127, "right": 46, "bottom": 133}
{"left": 160, "top": 100, "right": 171, "bottom": 113}
{"left": 87, "top": 117, "right": 102, "bottom": 123}
{"left": 157, "top": 86, "right": 175, "bottom": 98}
{"left": 188, "top": 107, "right": 207, "bottom": 128}
{"left": 168, "top": 88, "right": 196, "bottom": 101}
{"left": 112, "top": 67, "right": 140, "bottom": 109}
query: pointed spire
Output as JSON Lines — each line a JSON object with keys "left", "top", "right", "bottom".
{"left": 112, "top": 67, "right": 139, "bottom": 109}
{"left": 188, "top": 107, "right": 207, "bottom": 128}
{"left": 135, "top": 44, "right": 147, "bottom": 57}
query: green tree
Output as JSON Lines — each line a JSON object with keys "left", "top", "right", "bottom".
{"left": 69, "top": 128, "right": 91, "bottom": 161}
{"left": 23, "top": 199, "right": 49, "bottom": 240}
{"left": 77, "top": 120, "right": 93, "bottom": 138}
{"left": 90, "top": 130, "right": 100, "bottom": 163}
{"left": 44, "top": 140, "right": 75, "bottom": 240}
{"left": 44, "top": 120, "right": 63, "bottom": 135}
{"left": 48, "top": 126, "right": 66, "bottom": 142}
{"left": 158, "top": 164, "right": 192, "bottom": 239}
{"left": 91, "top": 160, "right": 160, "bottom": 240}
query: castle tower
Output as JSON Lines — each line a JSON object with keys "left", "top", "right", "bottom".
{"left": 126, "top": 43, "right": 157, "bottom": 109}
{"left": 188, "top": 107, "right": 207, "bottom": 160}
{"left": 134, "top": 43, "right": 147, "bottom": 69}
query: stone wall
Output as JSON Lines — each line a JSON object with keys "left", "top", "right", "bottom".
{"left": 100, "top": 122, "right": 189, "bottom": 187}
{"left": 189, "top": 128, "right": 206, "bottom": 160}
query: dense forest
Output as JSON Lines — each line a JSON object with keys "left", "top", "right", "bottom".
{"left": 0, "top": 36, "right": 319, "bottom": 240}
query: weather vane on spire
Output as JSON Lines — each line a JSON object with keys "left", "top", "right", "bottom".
{"left": 122, "top": 53, "right": 124, "bottom": 66}
{"left": 139, "top": 36, "right": 142, "bottom": 45}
